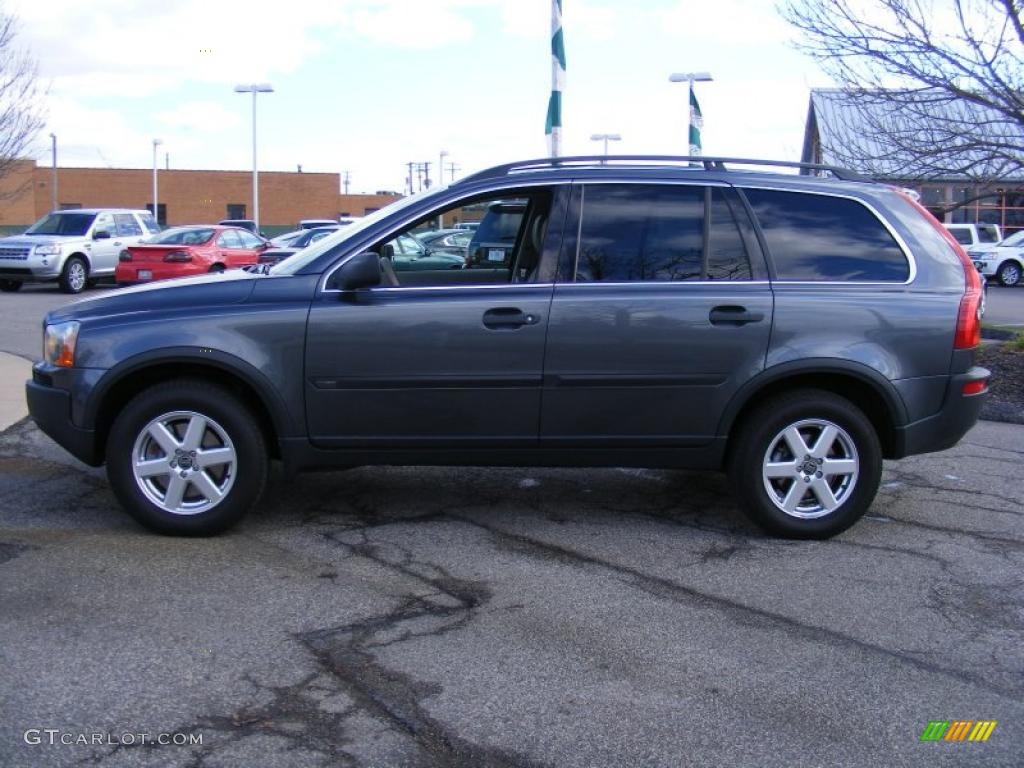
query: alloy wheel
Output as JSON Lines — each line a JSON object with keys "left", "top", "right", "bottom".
{"left": 131, "top": 410, "right": 237, "bottom": 515}
{"left": 761, "top": 419, "right": 860, "bottom": 519}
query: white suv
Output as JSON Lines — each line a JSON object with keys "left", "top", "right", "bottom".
{"left": 0, "top": 209, "right": 159, "bottom": 294}
{"left": 968, "top": 229, "right": 1024, "bottom": 287}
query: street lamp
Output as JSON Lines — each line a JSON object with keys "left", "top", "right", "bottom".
{"left": 669, "top": 72, "right": 712, "bottom": 155}
{"left": 590, "top": 133, "right": 621, "bottom": 157}
{"left": 49, "top": 133, "right": 57, "bottom": 211}
{"left": 152, "top": 138, "right": 163, "bottom": 224}
{"left": 234, "top": 83, "right": 274, "bottom": 230}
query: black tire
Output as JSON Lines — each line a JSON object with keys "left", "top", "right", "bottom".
{"left": 997, "top": 260, "right": 1022, "bottom": 287}
{"left": 59, "top": 256, "right": 89, "bottom": 294}
{"left": 105, "top": 379, "right": 268, "bottom": 536}
{"left": 728, "top": 389, "right": 882, "bottom": 539}
{"left": 0, "top": 279, "right": 22, "bottom": 292}
{"left": 209, "top": 263, "right": 225, "bottom": 273}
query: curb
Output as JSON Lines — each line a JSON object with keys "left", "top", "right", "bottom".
{"left": 0, "top": 352, "right": 31, "bottom": 432}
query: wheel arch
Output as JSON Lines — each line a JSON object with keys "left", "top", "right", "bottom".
{"left": 65, "top": 251, "right": 92, "bottom": 270}
{"left": 719, "top": 360, "right": 907, "bottom": 460}
{"left": 88, "top": 350, "right": 292, "bottom": 462}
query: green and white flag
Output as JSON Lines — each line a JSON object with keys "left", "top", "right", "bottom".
{"left": 689, "top": 85, "right": 703, "bottom": 156}
{"left": 688, "top": 85, "right": 704, "bottom": 156}
{"left": 545, "top": 0, "right": 565, "bottom": 157}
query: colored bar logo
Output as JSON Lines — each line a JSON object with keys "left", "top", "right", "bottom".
{"left": 920, "top": 721, "right": 997, "bottom": 742}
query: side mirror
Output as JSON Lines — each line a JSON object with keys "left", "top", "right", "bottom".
{"left": 93, "top": 230, "right": 111, "bottom": 240}
{"left": 335, "top": 251, "right": 381, "bottom": 291}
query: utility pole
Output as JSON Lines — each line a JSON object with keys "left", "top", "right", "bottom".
{"left": 446, "top": 161, "right": 460, "bottom": 183}
{"left": 165, "top": 152, "right": 169, "bottom": 170}
{"left": 423, "top": 161, "right": 432, "bottom": 189}
{"left": 49, "top": 133, "right": 57, "bottom": 211}
{"left": 343, "top": 170, "right": 351, "bottom": 195}
{"left": 406, "top": 162, "right": 415, "bottom": 195}
{"left": 152, "top": 138, "right": 163, "bottom": 225}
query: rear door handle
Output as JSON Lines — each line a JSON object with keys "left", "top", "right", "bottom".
{"left": 483, "top": 307, "right": 539, "bottom": 330}
{"left": 709, "top": 305, "right": 765, "bottom": 326}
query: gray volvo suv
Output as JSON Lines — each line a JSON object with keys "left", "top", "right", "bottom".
{"left": 25, "top": 156, "right": 989, "bottom": 538}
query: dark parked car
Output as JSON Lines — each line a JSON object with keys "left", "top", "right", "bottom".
{"left": 414, "top": 228, "right": 473, "bottom": 255}
{"left": 27, "top": 155, "right": 988, "bottom": 539}
{"left": 258, "top": 227, "right": 339, "bottom": 265}
{"left": 385, "top": 232, "right": 466, "bottom": 271}
{"left": 218, "top": 219, "right": 259, "bottom": 235}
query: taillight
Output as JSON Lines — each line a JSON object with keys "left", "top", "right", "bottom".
{"left": 962, "top": 380, "right": 986, "bottom": 396}
{"left": 119, "top": 249, "right": 132, "bottom": 262}
{"left": 896, "top": 190, "right": 981, "bottom": 350}
{"left": 163, "top": 250, "right": 193, "bottom": 263}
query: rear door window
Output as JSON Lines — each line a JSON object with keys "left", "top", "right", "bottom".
{"left": 573, "top": 184, "right": 754, "bottom": 282}
{"left": 217, "top": 230, "right": 244, "bottom": 249}
{"left": 114, "top": 213, "right": 143, "bottom": 237}
{"left": 743, "top": 189, "right": 910, "bottom": 282}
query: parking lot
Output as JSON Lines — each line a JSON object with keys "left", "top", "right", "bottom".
{"left": 1, "top": 285, "right": 1022, "bottom": 767}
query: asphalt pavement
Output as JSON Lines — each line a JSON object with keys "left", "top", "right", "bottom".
{"left": 0, "top": 282, "right": 1021, "bottom": 767}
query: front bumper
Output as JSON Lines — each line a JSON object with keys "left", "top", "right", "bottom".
{"left": 25, "top": 375, "right": 102, "bottom": 466}
{"left": 892, "top": 366, "right": 990, "bottom": 458}
{"left": 0, "top": 262, "right": 62, "bottom": 282}
{"left": 971, "top": 259, "right": 997, "bottom": 277}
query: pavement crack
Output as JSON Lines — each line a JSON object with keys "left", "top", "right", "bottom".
{"left": 455, "top": 514, "right": 1024, "bottom": 702}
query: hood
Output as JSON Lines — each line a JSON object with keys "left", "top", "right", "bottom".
{"left": 0, "top": 235, "right": 67, "bottom": 249}
{"left": 46, "top": 269, "right": 260, "bottom": 324}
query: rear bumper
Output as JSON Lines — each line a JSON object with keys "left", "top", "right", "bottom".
{"left": 892, "top": 366, "right": 990, "bottom": 458}
{"left": 114, "top": 263, "right": 207, "bottom": 284}
{"left": 25, "top": 377, "right": 102, "bottom": 466}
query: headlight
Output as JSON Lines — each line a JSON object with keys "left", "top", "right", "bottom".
{"left": 43, "top": 321, "right": 80, "bottom": 368}
{"left": 34, "top": 244, "right": 62, "bottom": 256}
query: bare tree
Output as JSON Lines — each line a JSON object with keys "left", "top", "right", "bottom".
{"left": 782, "top": 0, "right": 1024, "bottom": 188}
{"left": 0, "top": 5, "right": 45, "bottom": 200}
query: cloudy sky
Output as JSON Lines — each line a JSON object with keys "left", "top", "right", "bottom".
{"left": 10, "top": 0, "right": 832, "bottom": 193}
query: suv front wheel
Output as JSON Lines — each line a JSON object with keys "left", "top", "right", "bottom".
{"left": 729, "top": 389, "right": 882, "bottom": 539}
{"left": 105, "top": 379, "right": 268, "bottom": 535}
{"left": 59, "top": 256, "right": 89, "bottom": 294}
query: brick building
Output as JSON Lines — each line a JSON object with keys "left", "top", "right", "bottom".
{"left": 0, "top": 160, "right": 402, "bottom": 234}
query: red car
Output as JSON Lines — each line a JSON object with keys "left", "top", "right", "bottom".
{"left": 115, "top": 225, "right": 269, "bottom": 284}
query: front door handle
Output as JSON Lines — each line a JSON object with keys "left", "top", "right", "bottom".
{"left": 483, "top": 307, "right": 539, "bottom": 330}
{"left": 709, "top": 305, "right": 765, "bottom": 326}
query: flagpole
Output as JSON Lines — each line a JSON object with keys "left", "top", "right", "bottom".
{"left": 669, "top": 71, "right": 712, "bottom": 157}
{"left": 546, "top": 0, "right": 565, "bottom": 157}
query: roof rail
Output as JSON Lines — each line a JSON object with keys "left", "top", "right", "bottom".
{"left": 456, "top": 155, "right": 870, "bottom": 184}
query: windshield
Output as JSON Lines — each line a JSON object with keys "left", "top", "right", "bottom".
{"left": 271, "top": 186, "right": 443, "bottom": 275}
{"left": 25, "top": 212, "right": 97, "bottom": 236}
{"left": 999, "top": 230, "right": 1024, "bottom": 247}
{"left": 145, "top": 227, "right": 216, "bottom": 245}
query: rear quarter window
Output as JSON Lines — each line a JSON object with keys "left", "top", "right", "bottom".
{"left": 743, "top": 188, "right": 910, "bottom": 282}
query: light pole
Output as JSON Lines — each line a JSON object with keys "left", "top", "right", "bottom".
{"left": 49, "top": 133, "right": 57, "bottom": 211}
{"left": 590, "top": 133, "right": 621, "bottom": 158}
{"left": 669, "top": 71, "right": 712, "bottom": 155}
{"left": 152, "top": 138, "right": 163, "bottom": 224}
{"left": 437, "top": 150, "right": 449, "bottom": 228}
{"left": 234, "top": 83, "right": 274, "bottom": 230}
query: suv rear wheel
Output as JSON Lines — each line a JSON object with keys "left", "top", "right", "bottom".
{"left": 729, "top": 389, "right": 882, "bottom": 539}
{"left": 0, "top": 279, "right": 21, "bottom": 292}
{"left": 105, "top": 379, "right": 268, "bottom": 535}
